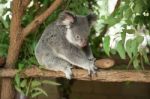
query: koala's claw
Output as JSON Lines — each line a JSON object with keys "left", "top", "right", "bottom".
{"left": 94, "top": 66, "right": 98, "bottom": 70}
{"left": 88, "top": 57, "right": 96, "bottom": 62}
{"left": 88, "top": 64, "right": 97, "bottom": 77}
{"left": 88, "top": 70, "right": 97, "bottom": 78}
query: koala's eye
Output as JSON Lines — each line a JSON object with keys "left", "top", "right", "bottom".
{"left": 76, "top": 35, "right": 80, "bottom": 39}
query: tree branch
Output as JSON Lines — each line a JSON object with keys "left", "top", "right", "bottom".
{"left": 22, "top": 0, "right": 30, "bottom": 9}
{"left": 7, "top": 0, "right": 30, "bottom": 67}
{"left": 0, "top": 67, "right": 150, "bottom": 83}
{"left": 22, "top": 0, "right": 62, "bottom": 38}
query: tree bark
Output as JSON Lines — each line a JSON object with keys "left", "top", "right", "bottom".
{"left": 1, "top": 40, "right": 24, "bottom": 99}
{"left": 1, "top": 78, "right": 15, "bottom": 99}
{"left": 0, "top": 67, "right": 150, "bottom": 83}
{"left": 22, "top": 0, "right": 62, "bottom": 38}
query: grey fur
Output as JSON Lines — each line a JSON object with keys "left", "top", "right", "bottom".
{"left": 35, "top": 11, "right": 97, "bottom": 79}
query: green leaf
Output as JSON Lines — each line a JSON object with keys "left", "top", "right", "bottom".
{"left": 133, "top": 58, "right": 140, "bottom": 70}
{"left": 28, "top": 57, "right": 37, "bottom": 65}
{"left": 126, "top": 39, "right": 133, "bottom": 58}
{"left": 105, "top": 16, "right": 121, "bottom": 27}
{"left": 0, "top": 43, "right": 8, "bottom": 56}
{"left": 130, "top": 40, "right": 138, "bottom": 56}
{"left": 31, "top": 91, "right": 43, "bottom": 98}
{"left": 121, "top": 31, "right": 126, "bottom": 43}
{"left": 141, "top": 50, "right": 150, "bottom": 64}
{"left": 18, "top": 63, "right": 25, "bottom": 70}
{"left": 110, "top": 49, "right": 117, "bottom": 55}
{"left": 20, "top": 79, "right": 27, "bottom": 88}
{"left": 135, "top": 36, "right": 144, "bottom": 44}
{"left": 103, "top": 36, "right": 110, "bottom": 56}
{"left": 42, "top": 80, "right": 61, "bottom": 86}
{"left": 32, "top": 87, "right": 48, "bottom": 96}
{"left": 15, "top": 74, "right": 20, "bottom": 86}
{"left": 116, "top": 40, "right": 126, "bottom": 59}
{"left": 125, "top": 29, "right": 135, "bottom": 34}
{"left": 143, "top": 54, "right": 149, "bottom": 64}
{"left": 126, "top": 36, "right": 144, "bottom": 59}
{"left": 124, "top": 8, "right": 132, "bottom": 19}
{"left": 132, "top": 36, "right": 144, "bottom": 56}
{"left": 134, "top": 0, "right": 143, "bottom": 13}
{"left": 31, "top": 80, "right": 41, "bottom": 88}
{"left": 1, "top": 18, "right": 9, "bottom": 29}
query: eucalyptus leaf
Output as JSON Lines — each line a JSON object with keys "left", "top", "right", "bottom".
{"left": 132, "top": 36, "right": 144, "bottom": 56}
{"left": 103, "top": 36, "right": 110, "bottom": 56}
{"left": 18, "top": 63, "right": 25, "bottom": 70}
{"left": 32, "top": 87, "right": 48, "bottom": 97}
{"left": 105, "top": 17, "right": 121, "bottom": 27}
{"left": 133, "top": 58, "right": 140, "bottom": 70}
{"left": 42, "top": 80, "right": 61, "bottom": 86}
{"left": 135, "top": 36, "right": 144, "bottom": 44}
{"left": 125, "top": 39, "right": 133, "bottom": 58}
{"left": 31, "top": 91, "right": 43, "bottom": 98}
{"left": 1, "top": 17, "right": 9, "bottom": 28}
{"left": 31, "top": 80, "right": 41, "bottom": 88}
{"left": 15, "top": 74, "right": 21, "bottom": 86}
{"left": 141, "top": 50, "right": 150, "bottom": 64}
{"left": 116, "top": 40, "right": 126, "bottom": 59}
{"left": 134, "top": 0, "right": 143, "bottom": 13}
{"left": 20, "top": 79, "right": 27, "bottom": 88}
{"left": 131, "top": 40, "right": 138, "bottom": 56}
{"left": 121, "top": 31, "right": 126, "bottom": 43}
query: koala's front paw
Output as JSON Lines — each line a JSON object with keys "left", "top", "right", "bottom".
{"left": 88, "top": 62, "right": 97, "bottom": 77}
{"left": 88, "top": 57, "right": 96, "bottom": 62}
{"left": 64, "top": 67, "right": 73, "bottom": 79}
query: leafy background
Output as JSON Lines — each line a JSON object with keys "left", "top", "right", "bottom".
{"left": 0, "top": 0, "right": 150, "bottom": 98}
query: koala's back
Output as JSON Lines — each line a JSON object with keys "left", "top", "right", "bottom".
{"left": 35, "top": 22, "right": 68, "bottom": 64}
{"left": 40, "top": 22, "right": 66, "bottom": 45}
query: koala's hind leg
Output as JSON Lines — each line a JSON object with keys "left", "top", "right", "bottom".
{"left": 43, "top": 53, "right": 73, "bottom": 79}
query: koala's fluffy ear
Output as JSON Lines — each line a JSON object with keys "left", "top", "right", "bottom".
{"left": 87, "top": 13, "right": 97, "bottom": 26}
{"left": 57, "top": 11, "right": 76, "bottom": 26}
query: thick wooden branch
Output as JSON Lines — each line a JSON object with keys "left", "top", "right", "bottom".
{"left": 9, "top": 0, "right": 30, "bottom": 39}
{"left": 22, "top": 0, "right": 62, "bottom": 38}
{"left": 7, "top": 0, "right": 30, "bottom": 67}
{"left": 1, "top": 67, "right": 150, "bottom": 83}
{"left": 22, "top": 0, "right": 30, "bottom": 9}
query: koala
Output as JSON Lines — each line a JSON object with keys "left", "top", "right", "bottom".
{"left": 35, "top": 11, "right": 97, "bottom": 79}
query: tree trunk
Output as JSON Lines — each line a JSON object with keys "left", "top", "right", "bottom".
{"left": 1, "top": 78, "right": 15, "bottom": 99}
{"left": 1, "top": 39, "right": 23, "bottom": 99}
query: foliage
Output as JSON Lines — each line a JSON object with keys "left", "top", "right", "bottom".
{"left": 14, "top": 73, "right": 60, "bottom": 98}
{"left": 0, "top": 3, "right": 9, "bottom": 56}
{"left": 96, "top": 0, "right": 150, "bottom": 69}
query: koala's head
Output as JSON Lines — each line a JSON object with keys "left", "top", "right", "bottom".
{"left": 57, "top": 11, "right": 97, "bottom": 48}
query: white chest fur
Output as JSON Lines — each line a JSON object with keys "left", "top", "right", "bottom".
{"left": 65, "top": 26, "right": 74, "bottom": 44}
